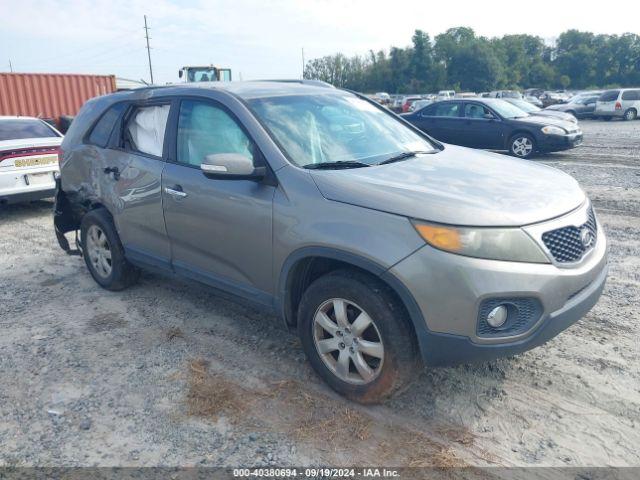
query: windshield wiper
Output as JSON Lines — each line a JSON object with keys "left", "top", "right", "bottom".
{"left": 303, "top": 160, "right": 371, "bottom": 170}
{"left": 377, "top": 150, "right": 433, "bottom": 165}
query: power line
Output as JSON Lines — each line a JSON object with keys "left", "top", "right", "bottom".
{"left": 144, "top": 15, "right": 154, "bottom": 84}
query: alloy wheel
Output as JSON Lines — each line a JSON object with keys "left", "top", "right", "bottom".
{"left": 312, "top": 298, "right": 384, "bottom": 385}
{"left": 512, "top": 136, "right": 533, "bottom": 157}
{"left": 86, "top": 225, "right": 112, "bottom": 279}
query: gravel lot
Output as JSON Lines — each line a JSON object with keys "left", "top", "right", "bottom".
{"left": 1, "top": 119, "right": 639, "bottom": 469}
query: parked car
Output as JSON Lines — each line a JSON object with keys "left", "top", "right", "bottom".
{"left": 401, "top": 96, "right": 422, "bottom": 113}
{"left": 402, "top": 98, "right": 582, "bottom": 159}
{"left": 595, "top": 88, "right": 640, "bottom": 121}
{"left": 55, "top": 81, "right": 606, "bottom": 403}
{"left": 523, "top": 95, "right": 543, "bottom": 108}
{"left": 0, "top": 116, "right": 63, "bottom": 204}
{"left": 408, "top": 99, "right": 433, "bottom": 112}
{"left": 503, "top": 98, "right": 578, "bottom": 123}
{"left": 489, "top": 90, "right": 522, "bottom": 99}
{"left": 436, "top": 90, "right": 456, "bottom": 100}
{"left": 546, "top": 95, "right": 600, "bottom": 119}
{"left": 540, "top": 92, "right": 566, "bottom": 108}
{"left": 373, "top": 92, "right": 391, "bottom": 105}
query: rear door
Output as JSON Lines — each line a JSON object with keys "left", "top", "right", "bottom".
{"left": 415, "top": 101, "right": 462, "bottom": 143}
{"left": 161, "top": 97, "right": 276, "bottom": 304}
{"left": 103, "top": 100, "right": 173, "bottom": 268}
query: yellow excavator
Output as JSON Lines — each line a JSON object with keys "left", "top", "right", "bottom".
{"left": 178, "top": 65, "right": 232, "bottom": 83}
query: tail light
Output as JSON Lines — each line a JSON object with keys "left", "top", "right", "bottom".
{"left": 615, "top": 101, "right": 622, "bottom": 110}
{"left": 0, "top": 146, "right": 60, "bottom": 164}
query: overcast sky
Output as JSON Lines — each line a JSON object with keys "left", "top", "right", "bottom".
{"left": 1, "top": 0, "right": 638, "bottom": 84}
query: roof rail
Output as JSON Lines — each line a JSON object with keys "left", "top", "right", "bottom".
{"left": 251, "top": 79, "right": 335, "bottom": 88}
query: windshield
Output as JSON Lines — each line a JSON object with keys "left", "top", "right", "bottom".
{"left": 0, "top": 119, "right": 59, "bottom": 141}
{"left": 508, "top": 99, "right": 539, "bottom": 113}
{"left": 486, "top": 99, "right": 530, "bottom": 119}
{"left": 187, "top": 68, "right": 218, "bottom": 82}
{"left": 248, "top": 94, "right": 435, "bottom": 167}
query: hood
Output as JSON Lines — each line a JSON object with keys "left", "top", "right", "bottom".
{"left": 311, "top": 145, "right": 585, "bottom": 227}
{"left": 531, "top": 110, "right": 576, "bottom": 123}
{"left": 511, "top": 114, "right": 576, "bottom": 130}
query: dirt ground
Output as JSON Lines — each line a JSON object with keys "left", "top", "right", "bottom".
{"left": 1, "top": 119, "right": 639, "bottom": 469}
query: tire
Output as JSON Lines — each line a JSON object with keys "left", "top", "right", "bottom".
{"left": 80, "top": 208, "right": 140, "bottom": 291}
{"left": 624, "top": 109, "right": 637, "bottom": 121}
{"left": 509, "top": 133, "right": 536, "bottom": 159}
{"left": 298, "top": 270, "right": 421, "bottom": 404}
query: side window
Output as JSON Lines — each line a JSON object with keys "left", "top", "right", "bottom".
{"left": 421, "top": 105, "right": 436, "bottom": 117}
{"left": 124, "top": 105, "right": 170, "bottom": 157}
{"left": 88, "top": 103, "right": 127, "bottom": 147}
{"left": 464, "top": 103, "right": 492, "bottom": 119}
{"left": 433, "top": 102, "right": 461, "bottom": 117}
{"left": 176, "top": 100, "right": 255, "bottom": 168}
{"left": 622, "top": 90, "right": 640, "bottom": 101}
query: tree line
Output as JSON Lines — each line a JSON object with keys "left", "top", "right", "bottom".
{"left": 303, "top": 27, "right": 640, "bottom": 93}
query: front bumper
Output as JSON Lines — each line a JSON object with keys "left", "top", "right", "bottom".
{"left": 537, "top": 132, "right": 583, "bottom": 152}
{"left": 386, "top": 214, "right": 607, "bottom": 366}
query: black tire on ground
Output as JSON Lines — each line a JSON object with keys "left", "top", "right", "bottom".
{"left": 624, "top": 109, "right": 637, "bottom": 121}
{"left": 80, "top": 208, "right": 140, "bottom": 291}
{"left": 508, "top": 133, "right": 536, "bottom": 159}
{"left": 298, "top": 269, "right": 421, "bottom": 404}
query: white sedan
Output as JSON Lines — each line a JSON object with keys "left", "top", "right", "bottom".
{"left": 0, "top": 116, "right": 63, "bottom": 204}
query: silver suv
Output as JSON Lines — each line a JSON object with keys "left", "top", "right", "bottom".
{"left": 54, "top": 81, "right": 608, "bottom": 403}
{"left": 595, "top": 88, "right": 640, "bottom": 120}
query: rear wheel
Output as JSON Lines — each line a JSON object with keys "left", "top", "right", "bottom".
{"left": 298, "top": 270, "right": 421, "bottom": 404}
{"left": 80, "top": 208, "right": 139, "bottom": 290}
{"left": 509, "top": 133, "right": 536, "bottom": 159}
{"left": 624, "top": 109, "right": 637, "bottom": 121}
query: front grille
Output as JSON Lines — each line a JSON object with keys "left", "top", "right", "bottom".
{"left": 542, "top": 208, "right": 597, "bottom": 263}
{"left": 477, "top": 298, "right": 542, "bottom": 338}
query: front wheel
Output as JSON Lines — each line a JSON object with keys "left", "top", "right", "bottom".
{"left": 509, "top": 133, "right": 536, "bottom": 159}
{"left": 298, "top": 270, "right": 421, "bottom": 404}
{"left": 624, "top": 109, "right": 637, "bottom": 121}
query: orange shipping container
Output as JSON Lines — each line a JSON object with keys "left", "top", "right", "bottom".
{"left": 0, "top": 72, "right": 116, "bottom": 120}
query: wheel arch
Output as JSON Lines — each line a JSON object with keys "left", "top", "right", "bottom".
{"left": 277, "top": 247, "right": 430, "bottom": 358}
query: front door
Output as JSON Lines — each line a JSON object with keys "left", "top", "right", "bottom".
{"left": 162, "top": 98, "right": 276, "bottom": 304}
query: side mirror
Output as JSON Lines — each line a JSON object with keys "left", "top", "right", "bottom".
{"left": 201, "top": 153, "right": 266, "bottom": 181}
{"left": 178, "top": 70, "right": 183, "bottom": 78}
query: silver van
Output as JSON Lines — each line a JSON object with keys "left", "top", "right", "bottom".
{"left": 54, "top": 81, "right": 608, "bottom": 403}
{"left": 595, "top": 88, "right": 640, "bottom": 120}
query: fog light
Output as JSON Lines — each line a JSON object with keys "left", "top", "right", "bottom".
{"left": 487, "top": 305, "right": 508, "bottom": 328}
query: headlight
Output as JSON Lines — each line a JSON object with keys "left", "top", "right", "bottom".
{"left": 412, "top": 221, "right": 550, "bottom": 263}
{"left": 541, "top": 125, "right": 566, "bottom": 135}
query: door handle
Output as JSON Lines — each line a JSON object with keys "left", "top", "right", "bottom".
{"left": 164, "top": 186, "right": 188, "bottom": 199}
{"left": 103, "top": 166, "right": 120, "bottom": 180}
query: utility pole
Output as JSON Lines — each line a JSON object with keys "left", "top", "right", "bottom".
{"left": 144, "top": 15, "right": 154, "bottom": 84}
{"left": 301, "top": 47, "right": 305, "bottom": 79}
{"left": 8, "top": 59, "right": 13, "bottom": 72}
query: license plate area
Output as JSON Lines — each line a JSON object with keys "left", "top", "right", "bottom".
{"left": 25, "top": 172, "right": 54, "bottom": 186}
